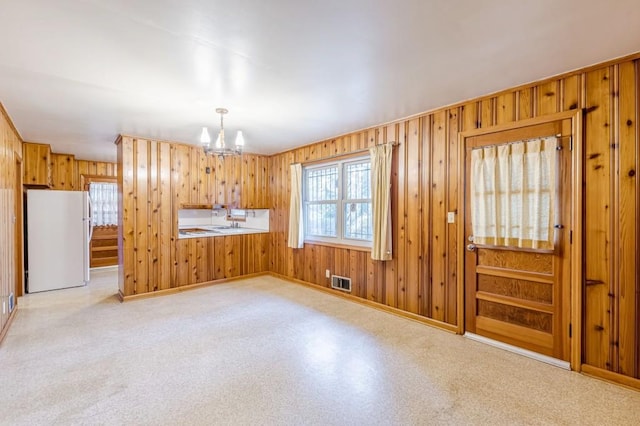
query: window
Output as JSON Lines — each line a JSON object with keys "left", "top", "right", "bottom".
{"left": 89, "top": 182, "right": 118, "bottom": 226}
{"left": 303, "top": 157, "right": 372, "bottom": 246}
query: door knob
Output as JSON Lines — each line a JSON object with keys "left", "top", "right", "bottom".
{"left": 466, "top": 243, "right": 477, "bottom": 252}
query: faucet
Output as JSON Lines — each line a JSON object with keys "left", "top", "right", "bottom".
{"left": 230, "top": 220, "right": 240, "bottom": 228}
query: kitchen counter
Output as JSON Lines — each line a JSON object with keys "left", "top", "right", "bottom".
{"left": 178, "top": 225, "right": 268, "bottom": 239}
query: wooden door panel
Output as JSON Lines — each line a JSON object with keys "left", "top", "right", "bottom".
{"left": 463, "top": 117, "right": 573, "bottom": 361}
{"left": 477, "top": 275, "right": 553, "bottom": 304}
{"left": 476, "top": 317, "right": 554, "bottom": 355}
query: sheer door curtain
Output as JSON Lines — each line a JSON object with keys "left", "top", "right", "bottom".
{"left": 470, "top": 136, "right": 557, "bottom": 250}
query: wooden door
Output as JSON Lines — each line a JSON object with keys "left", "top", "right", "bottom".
{"left": 463, "top": 117, "right": 573, "bottom": 361}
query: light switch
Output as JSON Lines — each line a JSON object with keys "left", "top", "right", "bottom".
{"left": 447, "top": 211, "right": 456, "bottom": 224}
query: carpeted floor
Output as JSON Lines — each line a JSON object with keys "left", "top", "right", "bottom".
{"left": 1, "top": 268, "right": 639, "bottom": 425}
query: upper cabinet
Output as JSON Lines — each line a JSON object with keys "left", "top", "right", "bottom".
{"left": 23, "top": 142, "right": 52, "bottom": 187}
{"left": 50, "top": 153, "right": 76, "bottom": 190}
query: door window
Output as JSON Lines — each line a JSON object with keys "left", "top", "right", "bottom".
{"left": 470, "top": 136, "right": 557, "bottom": 249}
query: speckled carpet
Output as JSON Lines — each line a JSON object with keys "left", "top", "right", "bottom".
{"left": 1, "top": 268, "right": 638, "bottom": 425}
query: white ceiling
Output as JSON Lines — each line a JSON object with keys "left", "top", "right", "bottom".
{"left": 1, "top": 0, "right": 640, "bottom": 162}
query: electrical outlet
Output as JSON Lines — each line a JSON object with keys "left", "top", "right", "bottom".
{"left": 325, "top": 269, "right": 331, "bottom": 278}
{"left": 447, "top": 211, "right": 455, "bottom": 224}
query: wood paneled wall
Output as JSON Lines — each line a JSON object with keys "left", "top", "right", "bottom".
{"left": 117, "top": 136, "right": 269, "bottom": 297}
{"left": 268, "top": 56, "right": 640, "bottom": 382}
{"left": 0, "top": 104, "right": 22, "bottom": 338}
{"left": 49, "top": 153, "right": 117, "bottom": 190}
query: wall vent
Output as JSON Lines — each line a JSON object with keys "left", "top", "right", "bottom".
{"left": 331, "top": 275, "right": 351, "bottom": 293}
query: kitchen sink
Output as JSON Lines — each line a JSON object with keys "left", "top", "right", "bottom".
{"left": 179, "top": 228, "right": 220, "bottom": 235}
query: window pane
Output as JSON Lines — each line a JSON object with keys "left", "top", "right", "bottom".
{"left": 344, "top": 202, "right": 372, "bottom": 241}
{"left": 306, "top": 203, "right": 337, "bottom": 237}
{"left": 345, "top": 162, "right": 370, "bottom": 200}
{"left": 305, "top": 167, "right": 338, "bottom": 201}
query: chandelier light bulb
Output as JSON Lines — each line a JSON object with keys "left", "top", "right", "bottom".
{"left": 235, "top": 130, "right": 245, "bottom": 147}
{"left": 200, "top": 127, "right": 211, "bottom": 145}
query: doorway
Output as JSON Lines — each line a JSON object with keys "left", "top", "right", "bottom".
{"left": 458, "top": 111, "right": 582, "bottom": 366}
{"left": 82, "top": 175, "right": 118, "bottom": 268}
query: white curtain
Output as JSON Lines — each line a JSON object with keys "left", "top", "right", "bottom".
{"left": 90, "top": 182, "right": 118, "bottom": 226}
{"left": 470, "top": 136, "right": 557, "bottom": 249}
{"left": 287, "top": 163, "right": 304, "bottom": 249}
{"left": 369, "top": 144, "right": 393, "bottom": 260}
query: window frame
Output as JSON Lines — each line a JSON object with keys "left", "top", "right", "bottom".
{"left": 303, "top": 155, "right": 372, "bottom": 248}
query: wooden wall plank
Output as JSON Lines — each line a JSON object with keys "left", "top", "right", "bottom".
{"left": 384, "top": 123, "right": 399, "bottom": 307}
{"left": 396, "top": 122, "right": 407, "bottom": 311}
{"left": 430, "top": 111, "right": 447, "bottom": 321}
{"left": 148, "top": 140, "right": 159, "bottom": 292}
{"left": 561, "top": 75, "right": 581, "bottom": 111}
{"left": 616, "top": 60, "right": 638, "bottom": 377}
{"left": 118, "top": 137, "right": 134, "bottom": 295}
{"left": 480, "top": 98, "right": 495, "bottom": 128}
{"left": 496, "top": 93, "right": 516, "bottom": 125}
{"left": 419, "top": 117, "right": 431, "bottom": 316}
{"left": 405, "top": 119, "right": 421, "bottom": 314}
{"left": 158, "top": 142, "right": 172, "bottom": 291}
{"left": 134, "top": 139, "right": 149, "bottom": 294}
{"left": 537, "top": 81, "right": 560, "bottom": 116}
{"left": 518, "top": 88, "right": 534, "bottom": 120}
{"left": 446, "top": 107, "right": 460, "bottom": 325}
{"left": 583, "top": 66, "right": 614, "bottom": 370}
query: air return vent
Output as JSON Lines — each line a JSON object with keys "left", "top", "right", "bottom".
{"left": 331, "top": 275, "right": 351, "bottom": 293}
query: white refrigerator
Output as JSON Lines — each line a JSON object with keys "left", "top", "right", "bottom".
{"left": 26, "top": 189, "right": 92, "bottom": 293}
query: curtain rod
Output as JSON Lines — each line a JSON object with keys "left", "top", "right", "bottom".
{"left": 470, "top": 134, "right": 569, "bottom": 150}
{"left": 291, "top": 141, "right": 399, "bottom": 166}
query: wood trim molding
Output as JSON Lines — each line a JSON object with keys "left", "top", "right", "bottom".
{"left": 581, "top": 364, "right": 640, "bottom": 391}
{"left": 569, "top": 109, "right": 584, "bottom": 372}
{"left": 118, "top": 272, "right": 270, "bottom": 302}
{"left": 269, "top": 272, "right": 459, "bottom": 334}
{"left": 302, "top": 240, "right": 372, "bottom": 253}
{"left": 0, "top": 308, "right": 18, "bottom": 346}
{"left": 80, "top": 174, "right": 117, "bottom": 191}
{"left": 458, "top": 109, "right": 580, "bottom": 139}
{"left": 0, "top": 102, "right": 24, "bottom": 142}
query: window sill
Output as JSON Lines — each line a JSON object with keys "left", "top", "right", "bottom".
{"left": 303, "top": 239, "right": 372, "bottom": 252}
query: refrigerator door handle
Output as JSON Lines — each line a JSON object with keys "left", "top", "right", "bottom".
{"left": 87, "top": 194, "right": 94, "bottom": 242}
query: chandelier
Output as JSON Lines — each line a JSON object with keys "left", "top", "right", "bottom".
{"left": 200, "top": 107, "right": 244, "bottom": 156}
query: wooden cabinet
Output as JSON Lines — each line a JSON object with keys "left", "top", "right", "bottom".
{"left": 23, "top": 142, "right": 52, "bottom": 187}
{"left": 50, "top": 153, "right": 76, "bottom": 190}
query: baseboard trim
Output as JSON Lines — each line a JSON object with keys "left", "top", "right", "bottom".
{"left": 90, "top": 265, "right": 119, "bottom": 272}
{"left": 119, "top": 272, "right": 270, "bottom": 302}
{"left": 581, "top": 364, "right": 640, "bottom": 392}
{"left": 464, "top": 332, "right": 571, "bottom": 370}
{"left": 268, "top": 272, "right": 459, "bottom": 334}
{"left": 0, "top": 306, "right": 18, "bottom": 346}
